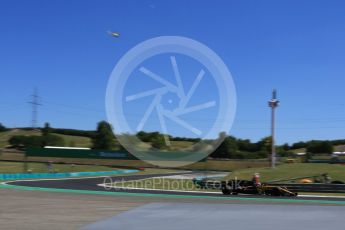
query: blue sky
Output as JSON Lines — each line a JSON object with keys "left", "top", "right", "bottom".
{"left": 1, "top": 0, "right": 345, "bottom": 144}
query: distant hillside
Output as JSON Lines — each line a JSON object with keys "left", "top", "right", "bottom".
{"left": 0, "top": 128, "right": 196, "bottom": 150}
{"left": 0, "top": 129, "right": 41, "bottom": 148}
{"left": 50, "top": 133, "right": 92, "bottom": 148}
{"left": 0, "top": 129, "right": 92, "bottom": 148}
{"left": 291, "top": 145, "right": 345, "bottom": 154}
{"left": 335, "top": 145, "right": 345, "bottom": 152}
{"left": 1, "top": 128, "right": 344, "bottom": 154}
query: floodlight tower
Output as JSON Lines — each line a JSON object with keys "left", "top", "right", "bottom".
{"left": 268, "top": 89, "right": 279, "bottom": 168}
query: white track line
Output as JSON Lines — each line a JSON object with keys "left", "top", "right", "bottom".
{"left": 1, "top": 175, "right": 116, "bottom": 184}
{"left": 0, "top": 171, "right": 192, "bottom": 185}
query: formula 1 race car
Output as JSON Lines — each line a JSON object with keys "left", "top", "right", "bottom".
{"left": 221, "top": 180, "right": 298, "bottom": 197}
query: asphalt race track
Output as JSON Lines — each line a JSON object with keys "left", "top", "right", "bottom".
{"left": 6, "top": 172, "right": 345, "bottom": 203}
{"left": 80, "top": 203, "right": 345, "bottom": 230}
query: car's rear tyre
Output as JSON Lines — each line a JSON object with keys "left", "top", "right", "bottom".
{"left": 222, "top": 188, "right": 231, "bottom": 195}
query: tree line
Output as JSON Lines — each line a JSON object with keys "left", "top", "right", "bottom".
{"left": 1, "top": 121, "right": 339, "bottom": 158}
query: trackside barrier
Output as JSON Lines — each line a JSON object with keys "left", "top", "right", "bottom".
{"left": 0, "top": 169, "right": 138, "bottom": 181}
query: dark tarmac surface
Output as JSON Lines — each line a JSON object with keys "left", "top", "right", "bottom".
{"left": 7, "top": 172, "right": 345, "bottom": 202}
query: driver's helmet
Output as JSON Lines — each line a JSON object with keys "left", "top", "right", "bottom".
{"left": 253, "top": 173, "right": 261, "bottom": 185}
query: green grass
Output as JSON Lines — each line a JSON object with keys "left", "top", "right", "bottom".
{"left": 169, "top": 141, "right": 194, "bottom": 150}
{"left": 187, "top": 159, "right": 269, "bottom": 171}
{"left": 0, "top": 153, "right": 269, "bottom": 172}
{"left": 311, "top": 155, "right": 345, "bottom": 160}
{"left": 335, "top": 145, "right": 345, "bottom": 152}
{"left": 225, "top": 163, "right": 345, "bottom": 182}
{"left": 290, "top": 148, "right": 306, "bottom": 154}
{"left": 134, "top": 140, "right": 195, "bottom": 151}
{"left": 0, "top": 161, "right": 183, "bottom": 175}
{"left": 0, "top": 161, "right": 118, "bottom": 173}
{"left": 52, "top": 133, "right": 92, "bottom": 148}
